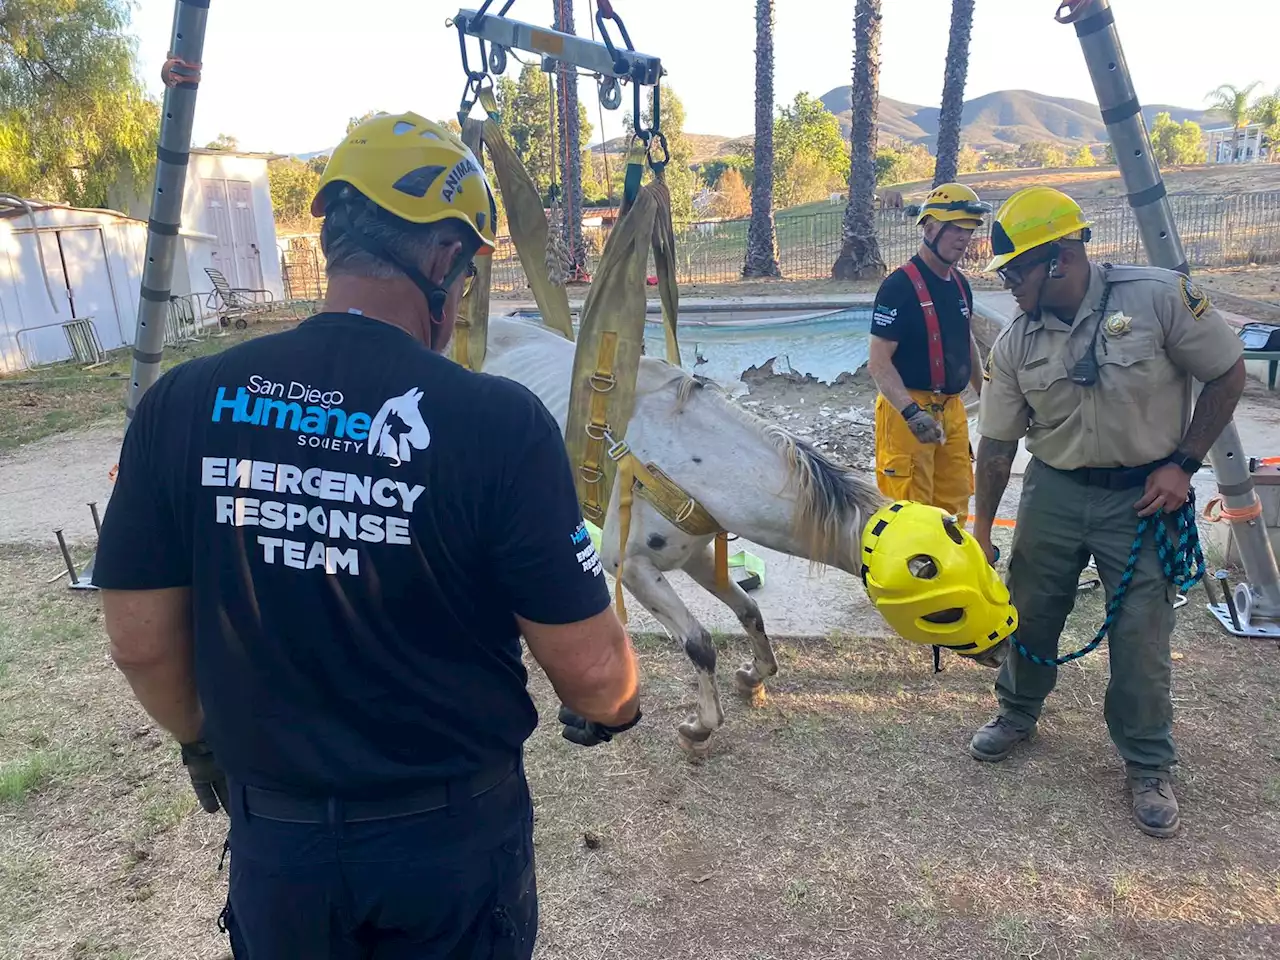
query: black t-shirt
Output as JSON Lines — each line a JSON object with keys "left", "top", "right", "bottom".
{"left": 93, "top": 312, "right": 611, "bottom": 799}
{"left": 870, "top": 255, "right": 975, "bottom": 396}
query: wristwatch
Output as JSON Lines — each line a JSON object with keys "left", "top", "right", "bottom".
{"left": 900, "top": 401, "right": 923, "bottom": 420}
{"left": 1168, "top": 452, "right": 1203, "bottom": 476}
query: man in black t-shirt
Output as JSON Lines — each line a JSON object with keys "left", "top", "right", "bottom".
{"left": 867, "top": 182, "right": 992, "bottom": 522}
{"left": 93, "top": 112, "right": 641, "bottom": 959}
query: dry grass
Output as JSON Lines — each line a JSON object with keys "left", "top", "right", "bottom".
{"left": 0, "top": 310, "right": 308, "bottom": 453}
{"left": 2, "top": 529, "right": 1279, "bottom": 959}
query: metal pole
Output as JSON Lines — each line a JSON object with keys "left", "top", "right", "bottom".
{"left": 73, "top": 0, "right": 209, "bottom": 592}
{"left": 124, "top": 0, "right": 210, "bottom": 426}
{"left": 1058, "top": 0, "right": 1280, "bottom": 637}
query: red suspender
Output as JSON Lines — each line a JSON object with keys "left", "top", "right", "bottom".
{"left": 901, "top": 261, "right": 970, "bottom": 395}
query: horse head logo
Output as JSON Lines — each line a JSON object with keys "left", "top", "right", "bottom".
{"left": 367, "top": 387, "right": 430, "bottom": 466}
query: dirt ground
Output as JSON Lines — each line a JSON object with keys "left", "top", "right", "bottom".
{"left": 4, "top": 272, "right": 1280, "bottom": 959}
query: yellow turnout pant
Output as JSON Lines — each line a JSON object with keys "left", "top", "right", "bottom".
{"left": 874, "top": 389, "right": 974, "bottom": 520}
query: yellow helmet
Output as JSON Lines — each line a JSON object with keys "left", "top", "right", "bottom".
{"left": 984, "top": 185, "right": 1093, "bottom": 272}
{"left": 860, "top": 501, "right": 1017, "bottom": 665}
{"left": 311, "top": 111, "right": 497, "bottom": 255}
{"left": 916, "top": 182, "right": 991, "bottom": 229}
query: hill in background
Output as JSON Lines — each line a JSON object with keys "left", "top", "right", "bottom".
{"left": 817, "top": 87, "right": 1214, "bottom": 151}
{"left": 582, "top": 88, "right": 1220, "bottom": 163}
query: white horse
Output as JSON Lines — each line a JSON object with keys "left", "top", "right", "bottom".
{"left": 483, "top": 317, "right": 889, "bottom": 752}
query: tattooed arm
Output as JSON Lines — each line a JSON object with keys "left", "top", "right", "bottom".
{"left": 974, "top": 437, "right": 1019, "bottom": 561}
{"left": 1176, "top": 357, "right": 1246, "bottom": 461}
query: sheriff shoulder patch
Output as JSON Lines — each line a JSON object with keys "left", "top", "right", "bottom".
{"left": 1179, "top": 274, "right": 1210, "bottom": 320}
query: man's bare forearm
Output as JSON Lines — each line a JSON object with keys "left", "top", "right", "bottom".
{"left": 112, "top": 655, "right": 204, "bottom": 743}
{"left": 974, "top": 436, "right": 1019, "bottom": 536}
{"left": 1178, "top": 358, "right": 1246, "bottom": 461}
{"left": 868, "top": 355, "right": 915, "bottom": 411}
{"left": 969, "top": 337, "right": 984, "bottom": 396}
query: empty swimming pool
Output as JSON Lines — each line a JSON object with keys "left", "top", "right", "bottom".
{"left": 503, "top": 306, "right": 873, "bottom": 389}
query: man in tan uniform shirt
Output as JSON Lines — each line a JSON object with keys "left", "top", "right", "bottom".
{"left": 970, "top": 187, "right": 1246, "bottom": 839}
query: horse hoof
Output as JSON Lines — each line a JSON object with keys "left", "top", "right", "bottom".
{"left": 677, "top": 732, "right": 712, "bottom": 760}
{"left": 734, "top": 667, "right": 766, "bottom": 702}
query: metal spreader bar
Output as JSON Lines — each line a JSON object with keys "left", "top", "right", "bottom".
{"left": 1057, "top": 0, "right": 1280, "bottom": 640}
{"left": 452, "top": 6, "right": 661, "bottom": 85}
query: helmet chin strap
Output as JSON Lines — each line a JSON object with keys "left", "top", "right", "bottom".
{"left": 924, "top": 222, "right": 958, "bottom": 266}
{"left": 343, "top": 230, "right": 475, "bottom": 351}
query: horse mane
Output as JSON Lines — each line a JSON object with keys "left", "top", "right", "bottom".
{"left": 654, "top": 365, "right": 887, "bottom": 568}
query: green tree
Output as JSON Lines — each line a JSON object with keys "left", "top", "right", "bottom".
{"left": 874, "top": 140, "right": 935, "bottom": 186}
{"left": 773, "top": 91, "right": 850, "bottom": 208}
{"left": 1205, "top": 82, "right": 1261, "bottom": 162}
{"left": 495, "top": 66, "right": 553, "bottom": 197}
{"left": 699, "top": 155, "right": 754, "bottom": 189}
{"left": 1015, "top": 140, "right": 1068, "bottom": 168}
{"left": 832, "top": 0, "right": 886, "bottom": 280}
{"left": 268, "top": 157, "right": 322, "bottom": 230}
{"left": 205, "top": 133, "right": 240, "bottom": 151}
{"left": 1248, "top": 86, "right": 1280, "bottom": 161}
{"left": 1071, "top": 144, "right": 1097, "bottom": 167}
{"left": 307, "top": 155, "right": 331, "bottom": 175}
{"left": 1149, "top": 112, "right": 1207, "bottom": 166}
{"left": 0, "top": 0, "right": 159, "bottom": 208}
{"left": 956, "top": 144, "right": 981, "bottom": 174}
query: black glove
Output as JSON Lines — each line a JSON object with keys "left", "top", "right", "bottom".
{"left": 180, "top": 739, "right": 230, "bottom": 814}
{"left": 558, "top": 705, "right": 642, "bottom": 747}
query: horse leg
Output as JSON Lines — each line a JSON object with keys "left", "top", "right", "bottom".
{"left": 617, "top": 553, "right": 725, "bottom": 754}
{"left": 684, "top": 543, "right": 778, "bottom": 696}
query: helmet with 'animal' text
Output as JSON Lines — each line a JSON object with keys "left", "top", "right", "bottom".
{"left": 311, "top": 111, "right": 497, "bottom": 254}
{"left": 984, "top": 185, "right": 1093, "bottom": 273}
{"left": 916, "top": 182, "right": 992, "bottom": 229}
{"left": 860, "top": 500, "right": 1016, "bottom": 665}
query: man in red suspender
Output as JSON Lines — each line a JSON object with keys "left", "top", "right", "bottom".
{"left": 867, "top": 183, "right": 992, "bottom": 522}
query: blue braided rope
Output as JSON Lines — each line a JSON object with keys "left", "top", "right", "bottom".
{"left": 1010, "top": 487, "right": 1206, "bottom": 668}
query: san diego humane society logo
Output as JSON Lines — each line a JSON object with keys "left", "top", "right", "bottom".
{"left": 211, "top": 376, "right": 430, "bottom": 465}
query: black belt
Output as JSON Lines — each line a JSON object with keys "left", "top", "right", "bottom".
{"left": 240, "top": 758, "right": 517, "bottom": 824}
{"left": 1042, "top": 457, "right": 1166, "bottom": 490}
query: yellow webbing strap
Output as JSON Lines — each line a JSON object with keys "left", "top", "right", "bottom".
{"left": 479, "top": 119, "right": 574, "bottom": 340}
{"left": 579, "top": 331, "right": 620, "bottom": 526}
{"left": 564, "top": 184, "right": 659, "bottom": 528}
{"left": 648, "top": 178, "right": 681, "bottom": 366}
{"left": 629, "top": 460, "right": 720, "bottom": 536}
{"left": 715, "top": 531, "right": 729, "bottom": 591}
{"left": 453, "top": 118, "right": 493, "bottom": 371}
{"left": 614, "top": 453, "right": 636, "bottom": 623}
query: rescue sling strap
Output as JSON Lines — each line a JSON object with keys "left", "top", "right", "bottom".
{"left": 900, "top": 260, "right": 971, "bottom": 395}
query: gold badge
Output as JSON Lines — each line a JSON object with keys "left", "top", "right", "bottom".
{"left": 1179, "top": 275, "right": 1209, "bottom": 320}
{"left": 1103, "top": 311, "right": 1132, "bottom": 336}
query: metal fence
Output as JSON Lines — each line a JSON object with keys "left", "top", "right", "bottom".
{"left": 280, "top": 189, "right": 1280, "bottom": 300}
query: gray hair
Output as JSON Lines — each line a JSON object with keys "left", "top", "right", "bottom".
{"left": 319, "top": 186, "right": 466, "bottom": 280}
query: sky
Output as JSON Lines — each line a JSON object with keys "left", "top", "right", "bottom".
{"left": 127, "top": 0, "right": 1280, "bottom": 156}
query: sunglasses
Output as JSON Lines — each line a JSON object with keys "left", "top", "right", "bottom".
{"left": 925, "top": 199, "right": 993, "bottom": 216}
{"left": 996, "top": 250, "right": 1055, "bottom": 286}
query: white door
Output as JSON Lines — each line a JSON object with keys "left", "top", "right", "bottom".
{"left": 58, "top": 228, "right": 126, "bottom": 349}
{"left": 203, "top": 178, "right": 238, "bottom": 285}
{"left": 228, "top": 179, "right": 264, "bottom": 290}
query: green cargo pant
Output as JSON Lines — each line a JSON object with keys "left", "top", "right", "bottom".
{"left": 995, "top": 458, "right": 1178, "bottom": 774}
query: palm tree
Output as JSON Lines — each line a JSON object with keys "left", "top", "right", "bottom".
{"left": 932, "top": 0, "right": 974, "bottom": 187}
{"left": 832, "top": 0, "right": 886, "bottom": 280}
{"left": 742, "top": 0, "right": 781, "bottom": 278}
{"left": 552, "top": 0, "right": 587, "bottom": 279}
{"left": 1249, "top": 85, "right": 1280, "bottom": 162}
{"left": 1205, "top": 82, "right": 1261, "bottom": 162}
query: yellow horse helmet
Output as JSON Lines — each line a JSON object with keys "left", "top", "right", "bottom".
{"left": 860, "top": 501, "right": 1016, "bottom": 665}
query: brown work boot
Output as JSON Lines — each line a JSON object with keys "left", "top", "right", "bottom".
{"left": 967, "top": 715, "right": 1035, "bottom": 762}
{"left": 1129, "top": 772, "right": 1180, "bottom": 838}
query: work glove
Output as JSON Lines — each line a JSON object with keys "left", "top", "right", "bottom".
{"left": 902, "top": 403, "right": 944, "bottom": 445}
{"left": 558, "top": 705, "right": 642, "bottom": 747}
{"left": 180, "top": 739, "right": 230, "bottom": 814}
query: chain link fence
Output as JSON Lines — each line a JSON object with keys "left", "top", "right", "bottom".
{"left": 281, "top": 189, "right": 1280, "bottom": 299}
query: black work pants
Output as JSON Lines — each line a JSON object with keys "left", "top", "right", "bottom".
{"left": 221, "top": 761, "right": 537, "bottom": 959}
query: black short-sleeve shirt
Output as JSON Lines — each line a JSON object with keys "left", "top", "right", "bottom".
{"left": 93, "top": 312, "right": 611, "bottom": 799}
{"left": 870, "top": 255, "right": 975, "bottom": 396}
